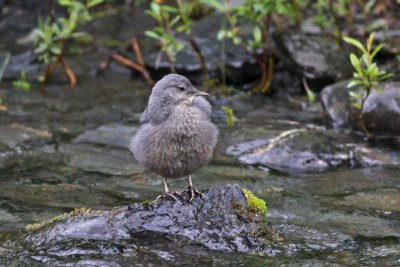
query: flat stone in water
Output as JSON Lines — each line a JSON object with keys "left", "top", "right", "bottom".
{"left": 226, "top": 128, "right": 400, "bottom": 173}
{"left": 73, "top": 123, "right": 137, "bottom": 148}
{"left": 59, "top": 143, "right": 142, "bottom": 176}
{"left": 340, "top": 188, "right": 400, "bottom": 212}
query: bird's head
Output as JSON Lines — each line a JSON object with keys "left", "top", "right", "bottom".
{"left": 151, "top": 74, "right": 209, "bottom": 106}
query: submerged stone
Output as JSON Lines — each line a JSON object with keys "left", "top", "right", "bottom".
{"left": 59, "top": 143, "right": 141, "bottom": 176}
{"left": 226, "top": 128, "right": 400, "bottom": 173}
{"left": 73, "top": 123, "right": 137, "bottom": 148}
{"left": 340, "top": 188, "right": 400, "bottom": 212}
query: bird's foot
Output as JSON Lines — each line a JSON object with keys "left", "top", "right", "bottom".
{"left": 156, "top": 192, "right": 181, "bottom": 202}
{"left": 185, "top": 186, "right": 205, "bottom": 203}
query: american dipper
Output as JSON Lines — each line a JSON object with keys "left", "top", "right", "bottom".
{"left": 129, "top": 74, "right": 219, "bottom": 202}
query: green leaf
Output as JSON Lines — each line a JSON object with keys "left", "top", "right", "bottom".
{"left": 304, "top": 85, "right": 316, "bottom": 104}
{"left": 217, "top": 30, "right": 225, "bottom": 41}
{"left": 161, "top": 5, "right": 178, "bottom": 13}
{"left": 370, "top": 44, "right": 383, "bottom": 61}
{"left": 347, "top": 80, "right": 363, "bottom": 88}
{"left": 253, "top": 26, "right": 262, "bottom": 43}
{"left": 202, "top": 0, "right": 224, "bottom": 12}
{"left": 87, "top": 0, "right": 104, "bottom": 8}
{"left": 222, "top": 106, "right": 235, "bottom": 126}
{"left": 170, "top": 15, "right": 181, "bottom": 27}
{"left": 351, "top": 102, "right": 361, "bottom": 109}
{"left": 145, "top": 30, "right": 161, "bottom": 40}
{"left": 374, "top": 87, "right": 383, "bottom": 93}
{"left": 343, "top": 36, "right": 367, "bottom": 54}
{"left": 233, "top": 36, "right": 242, "bottom": 45}
{"left": 349, "top": 90, "right": 359, "bottom": 98}
{"left": 150, "top": 3, "right": 161, "bottom": 15}
{"left": 349, "top": 53, "right": 360, "bottom": 68}
{"left": 378, "top": 73, "right": 394, "bottom": 81}
{"left": 50, "top": 46, "right": 61, "bottom": 55}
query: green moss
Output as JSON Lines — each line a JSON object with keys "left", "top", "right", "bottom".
{"left": 25, "top": 207, "right": 95, "bottom": 232}
{"left": 242, "top": 188, "right": 268, "bottom": 219}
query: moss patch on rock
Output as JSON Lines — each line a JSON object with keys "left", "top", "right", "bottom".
{"left": 231, "top": 188, "right": 273, "bottom": 239}
{"left": 25, "top": 207, "right": 95, "bottom": 232}
{"left": 242, "top": 188, "right": 268, "bottom": 219}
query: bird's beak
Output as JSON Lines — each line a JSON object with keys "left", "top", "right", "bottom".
{"left": 192, "top": 87, "right": 210, "bottom": 97}
{"left": 194, "top": 91, "right": 210, "bottom": 97}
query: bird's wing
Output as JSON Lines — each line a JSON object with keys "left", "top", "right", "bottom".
{"left": 139, "top": 107, "right": 151, "bottom": 124}
{"left": 140, "top": 105, "right": 170, "bottom": 124}
{"left": 193, "top": 96, "right": 212, "bottom": 119}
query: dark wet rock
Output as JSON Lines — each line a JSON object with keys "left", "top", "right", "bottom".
{"left": 273, "top": 31, "right": 353, "bottom": 88}
{"left": 9, "top": 185, "right": 279, "bottom": 258}
{"left": 73, "top": 123, "right": 137, "bottom": 149}
{"left": 362, "top": 82, "right": 400, "bottom": 136}
{"left": 226, "top": 128, "right": 400, "bottom": 173}
{"left": 58, "top": 143, "right": 142, "bottom": 176}
{"left": 321, "top": 81, "right": 400, "bottom": 136}
{"left": 320, "top": 80, "right": 351, "bottom": 128}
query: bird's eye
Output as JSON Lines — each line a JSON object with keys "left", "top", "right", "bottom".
{"left": 178, "top": 86, "right": 185, "bottom": 91}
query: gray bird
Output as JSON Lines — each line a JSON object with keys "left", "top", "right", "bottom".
{"left": 129, "top": 74, "right": 219, "bottom": 202}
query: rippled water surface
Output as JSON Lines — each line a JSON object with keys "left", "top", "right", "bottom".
{"left": 0, "top": 76, "right": 399, "bottom": 266}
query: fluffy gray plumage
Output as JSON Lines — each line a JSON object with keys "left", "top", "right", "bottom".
{"left": 129, "top": 74, "right": 218, "bottom": 179}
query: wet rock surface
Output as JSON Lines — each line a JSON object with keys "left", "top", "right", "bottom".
{"left": 321, "top": 81, "right": 400, "bottom": 136}
{"left": 13, "top": 185, "right": 275, "bottom": 256}
{"left": 225, "top": 128, "right": 400, "bottom": 173}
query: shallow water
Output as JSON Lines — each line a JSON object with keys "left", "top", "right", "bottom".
{"left": 0, "top": 74, "right": 399, "bottom": 266}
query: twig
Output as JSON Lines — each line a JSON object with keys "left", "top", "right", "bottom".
{"left": 59, "top": 56, "right": 77, "bottom": 87}
{"left": 132, "top": 38, "right": 145, "bottom": 67}
{"left": 100, "top": 52, "right": 155, "bottom": 85}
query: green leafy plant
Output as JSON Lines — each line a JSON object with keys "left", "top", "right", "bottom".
{"left": 205, "top": 0, "right": 304, "bottom": 94}
{"left": 145, "top": 2, "right": 185, "bottom": 72}
{"left": 145, "top": 1, "right": 209, "bottom": 76}
{"left": 12, "top": 71, "right": 32, "bottom": 91}
{"left": 343, "top": 32, "right": 393, "bottom": 138}
{"left": 222, "top": 105, "right": 235, "bottom": 126}
{"left": 311, "top": 0, "right": 383, "bottom": 40}
{"left": 34, "top": 0, "right": 104, "bottom": 87}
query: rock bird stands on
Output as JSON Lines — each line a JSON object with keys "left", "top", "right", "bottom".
{"left": 129, "top": 74, "right": 218, "bottom": 202}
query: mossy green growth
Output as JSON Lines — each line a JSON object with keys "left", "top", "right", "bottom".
{"left": 242, "top": 188, "right": 267, "bottom": 219}
{"left": 25, "top": 207, "right": 95, "bottom": 232}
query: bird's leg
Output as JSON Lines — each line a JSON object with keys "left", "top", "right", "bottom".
{"left": 186, "top": 175, "right": 205, "bottom": 203}
{"left": 156, "top": 177, "right": 178, "bottom": 201}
